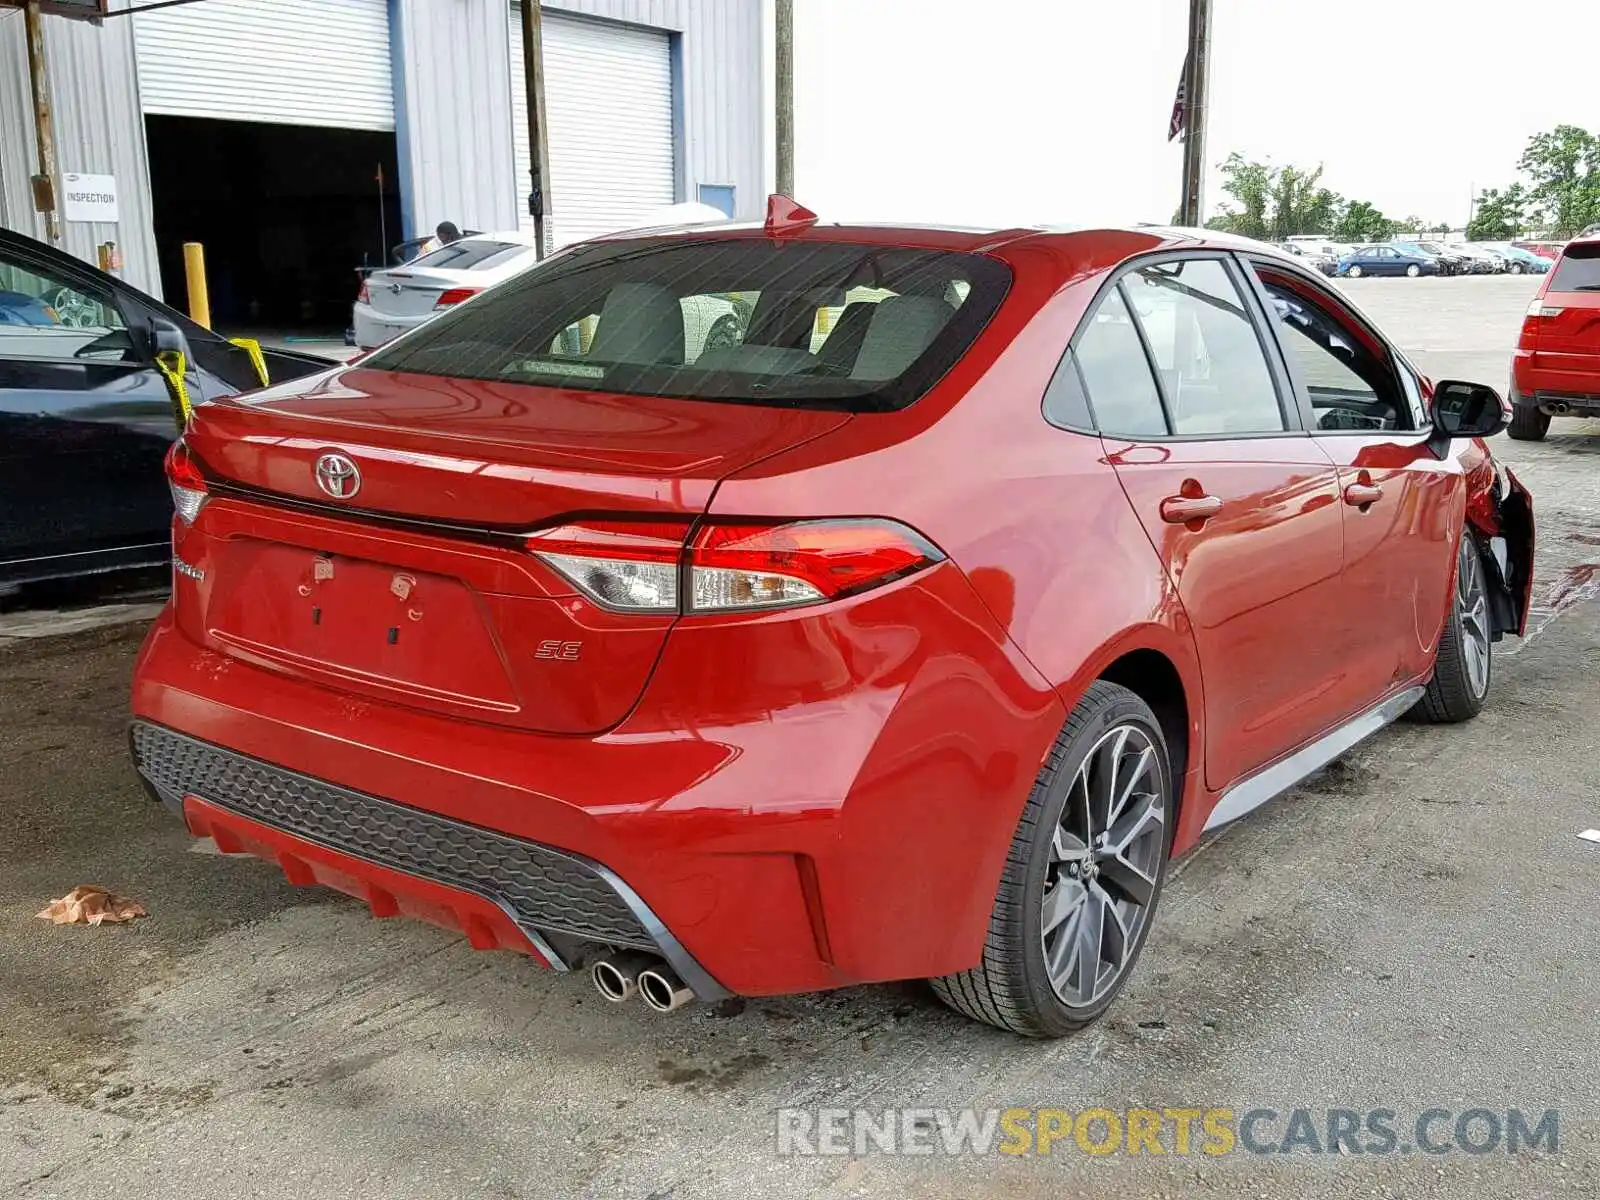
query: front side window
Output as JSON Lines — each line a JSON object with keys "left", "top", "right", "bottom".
{"left": 367, "top": 238, "right": 1011, "bottom": 411}
{"left": 1122, "top": 259, "right": 1286, "bottom": 436}
{"left": 1257, "top": 274, "right": 1409, "bottom": 432}
{"left": 0, "top": 258, "right": 127, "bottom": 363}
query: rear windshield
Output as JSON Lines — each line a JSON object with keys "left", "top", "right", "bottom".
{"left": 1548, "top": 242, "right": 1600, "bottom": 292}
{"left": 409, "top": 240, "right": 528, "bottom": 271}
{"left": 364, "top": 238, "right": 1012, "bottom": 411}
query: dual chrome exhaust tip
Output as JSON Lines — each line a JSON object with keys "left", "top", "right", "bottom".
{"left": 591, "top": 952, "right": 695, "bottom": 1013}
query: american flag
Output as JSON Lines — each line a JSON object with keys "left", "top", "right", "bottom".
{"left": 1169, "top": 53, "right": 1190, "bottom": 142}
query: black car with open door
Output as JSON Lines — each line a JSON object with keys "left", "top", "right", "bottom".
{"left": 0, "top": 228, "right": 332, "bottom": 591}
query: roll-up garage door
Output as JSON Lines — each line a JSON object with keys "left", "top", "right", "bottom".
{"left": 135, "top": 0, "right": 394, "bottom": 131}
{"left": 511, "top": 9, "right": 676, "bottom": 247}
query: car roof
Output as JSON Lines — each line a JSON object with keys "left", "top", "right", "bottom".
{"left": 586, "top": 216, "right": 1332, "bottom": 265}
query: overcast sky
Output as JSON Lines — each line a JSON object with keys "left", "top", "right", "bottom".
{"left": 790, "top": 0, "right": 1598, "bottom": 230}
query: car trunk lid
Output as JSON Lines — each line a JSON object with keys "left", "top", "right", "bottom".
{"left": 362, "top": 268, "right": 465, "bottom": 318}
{"left": 175, "top": 366, "right": 851, "bottom": 733}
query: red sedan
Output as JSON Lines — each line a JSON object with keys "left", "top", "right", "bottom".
{"left": 131, "top": 203, "right": 1534, "bottom": 1037}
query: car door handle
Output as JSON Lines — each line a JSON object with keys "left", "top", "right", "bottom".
{"left": 1343, "top": 482, "right": 1384, "bottom": 507}
{"left": 1159, "top": 493, "right": 1224, "bottom": 524}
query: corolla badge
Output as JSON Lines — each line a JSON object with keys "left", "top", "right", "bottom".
{"left": 314, "top": 452, "right": 362, "bottom": 500}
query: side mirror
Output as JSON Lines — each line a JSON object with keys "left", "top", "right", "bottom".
{"left": 1430, "top": 379, "right": 1507, "bottom": 447}
{"left": 148, "top": 316, "right": 198, "bottom": 430}
{"left": 149, "top": 315, "right": 192, "bottom": 360}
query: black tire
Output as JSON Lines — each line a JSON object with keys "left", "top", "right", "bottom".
{"left": 1406, "top": 264, "right": 1421, "bottom": 278}
{"left": 1507, "top": 403, "right": 1550, "bottom": 441}
{"left": 930, "top": 682, "right": 1174, "bottom": 1037}
{"left": 1410, "top": 533, "right": 1492, "bottom": 724}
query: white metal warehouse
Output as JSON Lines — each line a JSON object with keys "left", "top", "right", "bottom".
{"left": 0, "top": 0, "right": 764, "bottom": 325}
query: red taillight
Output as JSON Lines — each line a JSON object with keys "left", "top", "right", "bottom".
{"left": 1520, "top": 296, "right": 1563, "bottom": 348}
{"left": 690, "top": 520, "right": 941, "bottom": 609}
{"left": 435, "top": 287, "right": 482, "bottom": 309}
{"left": 357, "top": 279, "right": 371, "bottom": 305}
{"left": 164, "top": 439, "right": 208, "bottom": 524}
{"left": 524, "top": 518, "right": 941, "bottom": 614}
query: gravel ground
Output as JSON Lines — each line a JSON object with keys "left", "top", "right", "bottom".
{"left": 2, "top": 274, "right": 1597, "bottom": 1199}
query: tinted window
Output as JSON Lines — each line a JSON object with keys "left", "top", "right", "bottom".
{"left": 0, "top": 258, "right": 127, "bottom": 363}
{"left": 1548, "top": 243, "right": 1600, "bottom": 292}
{"left": 409, "top": 240, "right": 528, "bottom": 271}
{"left": 1259, "top": 277, "right": 1407, "bottom": 432}
{"left": 1073, "top": 285, "right": 1166, "bottom": 437}
{"left": 367, "top": 239, "right": 1011, "bottom": 411}
{"left": 1124, "top": 259, "right": 1286, "bottom": 435}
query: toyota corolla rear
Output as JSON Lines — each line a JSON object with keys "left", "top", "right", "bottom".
{"left": 131, "top": 227, "right": 1059, "bottom": 1002}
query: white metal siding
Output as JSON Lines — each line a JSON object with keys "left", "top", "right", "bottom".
{"left": 135, "top": 0, "right": 394, "bottom": 131}
{"left": 393, "top": 0, "right": 520, "bottom": 237}
{"left": 510, "top": 9, "right": 675, "bottom": 247}
{"left": 0, "top": 2, "right": 164, "bottom": 297}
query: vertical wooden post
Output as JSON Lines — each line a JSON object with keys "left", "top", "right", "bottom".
{"left": 519, "top": 1, "right": 552, "bottom": 258}
{"left": 774, "top": 0, "right": 794, "bottom": 197}
{"left": 1178, "top": 0, "right": 1212, "bottom": 226}
{"left": 23, "top": 1, "right": 61, "bottom": 245}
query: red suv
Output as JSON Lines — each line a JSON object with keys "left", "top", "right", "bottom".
{"left": 130, "top": 209, "right": 1534, "bottom": 1037}
{"left": 1510, "top": 236, "right": 1600, "bottom": 439}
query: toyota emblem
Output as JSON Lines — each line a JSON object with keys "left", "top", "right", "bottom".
{"left": 314, "top": 452, "right": 361, "bottom": 500}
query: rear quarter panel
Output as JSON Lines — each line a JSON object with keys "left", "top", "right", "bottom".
{"left": 712, "top": 232, "right": 1209, "bottom": 873}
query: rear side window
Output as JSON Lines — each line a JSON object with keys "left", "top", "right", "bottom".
{"left": 409, "top": 240, "right": 527, "bottom": 271}
{"left": 1071, "top": 286, "right": 1167, "bottom": 437}
{"left": 1123, "top": 259, "right": 1286, "bottom": 435}
{"left": 365, "top": 238, "right": 1011, "bottom": 411}
{"left": 1548, "top": 242, "right": 1600, "bottom": 292}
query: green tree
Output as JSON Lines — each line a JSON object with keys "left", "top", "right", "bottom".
{"left": 1211, "top": 153, "right": 1274, "bottom": 239}
{"left": 1210, "top": 155, "right": 1345, "bottom": 240}
{"left": 1333, "top": 200, "right": 1394, "bottom": 243}
{"left": 1466, "top": 183, "right": 1529, "bottom": 241}
{"left": 1517, "top": 125, "right": 1600, "bottom": 236}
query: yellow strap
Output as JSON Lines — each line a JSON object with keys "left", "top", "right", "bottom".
{"left": 153, "top": 349, "right": 193, "bottom": 429}
{"left": 227, "top": 336, "right": 270, "bottom": 389}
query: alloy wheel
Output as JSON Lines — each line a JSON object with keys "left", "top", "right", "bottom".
{"left": 1457, "top": 538, "right": 1491, "bottom": 699}
{"left": 1040, "top": 724, "right": 1166, "bottom": 1008}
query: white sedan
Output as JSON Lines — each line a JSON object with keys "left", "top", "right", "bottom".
{"left": 353, "top": 231, "right": 542, "bottom": 350}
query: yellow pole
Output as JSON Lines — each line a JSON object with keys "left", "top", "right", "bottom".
{"left": 182, "top": 242, "right": 211, "bottom": 328}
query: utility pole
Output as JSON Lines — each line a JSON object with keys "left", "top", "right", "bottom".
{"left": 23, "top": 1, "right": 61, "bottom": 245}
{"left": 774, "top": 0, "right": 794, "bottom": 197}
{"left": 1178, "top": 0, "right": 1212, "bottom": 227}
{"left": 519, "top": 0, "right": 551, "bottom": 257}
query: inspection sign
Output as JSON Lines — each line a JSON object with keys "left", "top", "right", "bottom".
{"left": 62, "top": 173, "right": 118, "bottom": 222}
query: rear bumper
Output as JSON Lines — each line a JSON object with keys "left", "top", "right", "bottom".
{"left": 1511, "top": 350, "right": 1600, "bottom": 414}
{"left": 351, "top": 303, "right": 423, "bottom": 350}
{"left": 130, "top": 564, "right": 1062, "bottom": 997}
{"left": 132, "top": 721, "right": 724, "bottom": 996}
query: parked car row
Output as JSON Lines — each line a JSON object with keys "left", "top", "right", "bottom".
{"left": 1280, "top": 237, "right": 1560, "bottom": 279}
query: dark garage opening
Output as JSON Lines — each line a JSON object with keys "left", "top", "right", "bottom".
{"left": 146, "top": 115, "right": 401, "bottom": 333}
